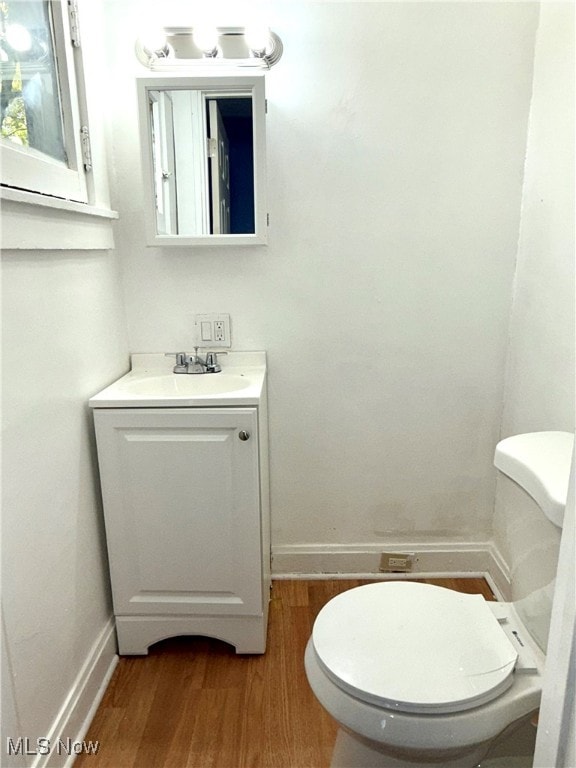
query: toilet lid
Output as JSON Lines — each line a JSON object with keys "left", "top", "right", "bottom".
{"left": 312, "top": 582, "right": 518, "bottom": 714}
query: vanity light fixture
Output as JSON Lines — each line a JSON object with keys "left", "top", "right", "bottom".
{"left": 135, "top": 26, "right": 283, "bottom": 70}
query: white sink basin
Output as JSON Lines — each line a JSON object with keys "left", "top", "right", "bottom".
{"left": 120, "top": 373, "right": 251, "bottom": 396}
{"left": 89, "top": 352, "right": 266, "bottom": 408}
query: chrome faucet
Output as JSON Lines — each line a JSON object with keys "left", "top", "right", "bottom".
{"left": 166, "top": 349, "right": 225, "bottom": 374}
{"left": 187, "top": 350, "right": 208, "bottom": 374}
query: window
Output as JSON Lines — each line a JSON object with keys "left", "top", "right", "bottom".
{"left": 0, "top": 0, "right": 89, "bottom": 203}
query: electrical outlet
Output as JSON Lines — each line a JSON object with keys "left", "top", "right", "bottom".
{"left": 193, "top": 314, "right": 231, "bottom": 348}
{"left": 379, "top": 552, "right": 414, "bottom": 573}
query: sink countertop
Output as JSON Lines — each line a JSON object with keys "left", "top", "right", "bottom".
{"left": 89, "top": 351, "right": 266, "bottom": 408}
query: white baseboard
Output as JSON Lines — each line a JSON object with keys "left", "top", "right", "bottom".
{"left": 272, "top": 542, "right": 511, "bottom": 600}
{"left": 32, "top": 617, "right": 118, "bottom": 768}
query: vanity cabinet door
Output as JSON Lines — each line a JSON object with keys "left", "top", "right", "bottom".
{"left": 94, "top": 407, "right": 262, "bottom": 617}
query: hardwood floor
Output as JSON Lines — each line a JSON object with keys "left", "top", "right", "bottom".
{"left": 76, "top": 578, "right": 496, "bottom": 768}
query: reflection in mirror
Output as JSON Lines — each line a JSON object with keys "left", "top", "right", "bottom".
{"left": 137, "top": 75, "right": 267, "bottom": 246}
{"left": 149, "top": 91, "right": 254, "bottom": 236}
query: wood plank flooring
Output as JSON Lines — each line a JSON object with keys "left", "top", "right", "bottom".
{"left": 75, "top": 578, "right": 496, "bottom": 768}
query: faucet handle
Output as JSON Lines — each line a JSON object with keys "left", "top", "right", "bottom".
{"left": 205, "top": 351, "right": 227, "bottom": 373}
{"left": 165, "top": 352, "right": 187, "bottom": 361}
{"left": 165, "top": 352, "right": 188, "bottom": 372}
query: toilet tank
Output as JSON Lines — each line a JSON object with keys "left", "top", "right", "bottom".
{"left": 493, "top": 431, "right": 574, "bottom": 652}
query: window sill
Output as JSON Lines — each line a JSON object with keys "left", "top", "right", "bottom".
{"left": 1, "top": 186, "right": 119, "bottom": 251}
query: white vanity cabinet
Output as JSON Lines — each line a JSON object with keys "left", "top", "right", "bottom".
{"left": 90, "top": 353, "right": 270, "bottom": 655}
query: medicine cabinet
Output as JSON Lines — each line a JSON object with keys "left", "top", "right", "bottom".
{"left": 137, "top": 73, "right": 267, "bottom": 246}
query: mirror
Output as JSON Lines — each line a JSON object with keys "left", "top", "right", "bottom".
{"left": 137, "top": 74, "right": 267, "bottom": 246}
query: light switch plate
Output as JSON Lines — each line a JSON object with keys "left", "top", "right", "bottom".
{"left": 193, "top": 314, "right": 231, "bottom": 348}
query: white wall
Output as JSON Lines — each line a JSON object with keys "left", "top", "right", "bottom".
{"left": 493, "top": 7, "right": 574, "bottom": 760}
{"left": 1, "top": 252, "right": 128, "bottom": 763}
{"left": 493, "top": 1, "right": 575, "bottom": 576}
{"left": 500, "top": 2, "right": 575, "bottom": 436}
{"left": 103, "top": 1, "right": 539, "bottom": 568}
{"left": 1, "top": 1, "right": 129, "bottom": 763}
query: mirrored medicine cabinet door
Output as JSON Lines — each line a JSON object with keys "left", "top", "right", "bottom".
{"left": 137, "top": 74, "right": 267, "bottom": 246}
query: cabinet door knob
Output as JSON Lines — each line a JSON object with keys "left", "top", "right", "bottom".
{"left": 238, "top": 430, "right": 250, "bottom": 441}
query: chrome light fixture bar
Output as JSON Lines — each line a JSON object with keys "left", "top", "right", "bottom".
{"left": 135, "top": 26, "right": 283, "bottom": 70}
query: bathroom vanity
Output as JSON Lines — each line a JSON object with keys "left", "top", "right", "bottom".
{"left": 89, "top": 352, "right": 270, "bottom": 655}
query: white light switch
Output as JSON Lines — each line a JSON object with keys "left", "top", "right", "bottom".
{"left": 200, "top": 321, "right": 212, "bottom": 342}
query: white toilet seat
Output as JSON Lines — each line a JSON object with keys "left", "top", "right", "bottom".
{"left": 312, "top": 582, "right": 519, "bottom": 715}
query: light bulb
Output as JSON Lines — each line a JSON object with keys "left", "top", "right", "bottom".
{"left": 138, "top": 26, "right": 168, "bottom": 56}
{"left": 245, "top": 25, "right": 270, "bottom": 55}
{"left": 193, "top": 26, "right": 219, "bottom": 56}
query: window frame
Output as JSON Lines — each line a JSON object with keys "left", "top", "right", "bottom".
{"left": 0, "top": 0, "right": 89, "bottom": 203}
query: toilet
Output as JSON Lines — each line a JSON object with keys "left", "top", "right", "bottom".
{"left": 305, "top": 432, "right": 573, "bottom": 768}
